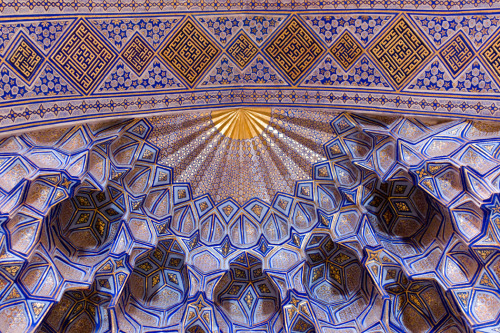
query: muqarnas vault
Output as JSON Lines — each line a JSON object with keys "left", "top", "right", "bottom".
{"left": 0, "top": 109, "right": 498, "bottom": 333}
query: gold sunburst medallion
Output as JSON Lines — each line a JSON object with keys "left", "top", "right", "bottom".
{"left": 211, "top": 108, "right": 271, "bottom": 140}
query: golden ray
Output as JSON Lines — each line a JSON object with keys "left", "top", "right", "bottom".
{"left": 211, "top": 108, "right": 271, "bottom": 140}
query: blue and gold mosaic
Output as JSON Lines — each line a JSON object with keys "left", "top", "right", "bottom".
{"left": 4, "top": 11, "right": 500, "bottom": 131}
{"left": 2, "top": 1, "right": 500, "bottom": 332}
{"left": 0, "top": 109, "right": 496, "bottom": 332}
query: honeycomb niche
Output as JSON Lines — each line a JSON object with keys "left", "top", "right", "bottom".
{"left": 0, "top": 112, "right": 496, "bottom": 332}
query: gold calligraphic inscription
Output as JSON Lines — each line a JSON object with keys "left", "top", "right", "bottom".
{"left": 439, "top": 32, "right": 474, "bottom": 76}
{"left": 121, "top": 34, "right": 154, "bottom": 75}
{"left": 370, "top": 17, "right": 432, "bottom": 87}
{"left": 161, "top": 19, "right": 220, "bottom": 85}
{"left": 52, "top": 21, "right": 114, "bottom": 94}
{"left": 265, "top": 18, "right": 324, "bottom": 83}
{"left": 227, "top": 32, "right": 259, "bottom": 68}
{"left": 8, "top": 37, "right": 43, "bottom": 81}
{"left": 331, "top": 31, "right": 363, "bottom": 70}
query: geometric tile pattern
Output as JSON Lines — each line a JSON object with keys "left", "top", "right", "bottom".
{"left": 121, "top": 34, "right": 155, "bottom": 75}
{"left": 483, "top": 32, "right": 500, "bottom": 81}
{"left": 7, "top": 36, "right": 43, "bottom": 82}
{"left": 0, "top": 111, "right": 499, "bottom": 332}
{"left": 0, "top": 0, "right": 495, "bottom": 12}
{"left": 226, "top": 32, "right": 259, "bottom": 69}
{"left": 303, "top": 15, "right": 394, "bottom": 45}
{"left": 439, "top": 32, "right": 475, "bottom": 76}
{"left": 330, "top": 31, "right": 363, "bottom": 70}
{"left": 405, "top": 58, "right": 500, "bottom": 93}
{"left": 264, "top": 18, "right": 324, "bottom": 82}
{"left": 161, "top": 19, "right": 220, "bottom": 86}
{"left": 370, "top": 18, "right": 433, "bottom": 87}
{"left": 4, "top": 6, "right": 500, "bottom": 333}
{"left": 4, "top": 12, "right": 500, "bottom": 129}
{"left": 51, "top": 21, "right": 115, "bottom": 94}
